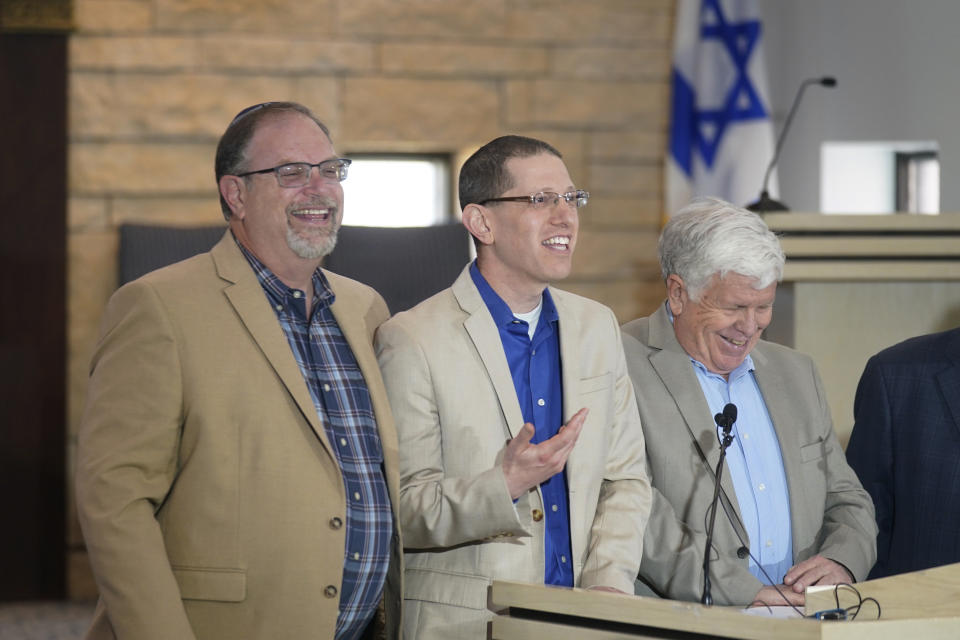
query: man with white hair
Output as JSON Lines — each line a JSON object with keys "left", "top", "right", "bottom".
{"left": 621, "top": 197, "right": 876, "bottom": 607}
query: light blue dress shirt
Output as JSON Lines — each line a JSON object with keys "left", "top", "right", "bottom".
{"left": 691, "top": 357, "right": 794, "bottom": 585}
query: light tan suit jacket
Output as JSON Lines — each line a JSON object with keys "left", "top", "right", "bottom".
{"left": 621, "top": 305, "right": 877, "bottom": 605}
{"left": 76, "top": 232, "right": 403, "bottom": 640}
{"left": 375, "top": 266, "right": 651, "bottom": 639}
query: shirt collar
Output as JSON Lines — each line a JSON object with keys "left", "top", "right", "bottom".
{"left": 234, "top": 232, "right": 335, "bottom": 309}
{"left": 469, "top": 260, "right": 558, "bottom": 327}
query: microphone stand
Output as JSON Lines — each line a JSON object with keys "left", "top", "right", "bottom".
{"left": 702, "top": 410, "right": 736, "bottom": 606}
{"left": 747, "top": 76, "right": 837, "bottom": 214}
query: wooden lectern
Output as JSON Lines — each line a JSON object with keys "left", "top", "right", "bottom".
{"left": 491, "top": 562, "right": 960, "bottom": 639}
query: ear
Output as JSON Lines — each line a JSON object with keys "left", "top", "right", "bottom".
{"left": 665, "top": 274, "right": 686, "bottom": 316}
{"left": 462, "top": 204, "right": 494, "bottom": 246}
{"left": 219, "top": 175, "right": 247, "bottom": 220}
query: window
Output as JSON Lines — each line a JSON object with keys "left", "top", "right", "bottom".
{"left": 895, "top": 151, "right": 939, "bottom": 214}
{"left": 341, "top": 154, "right": 454, "bottom": 227}
{"left": 821, "top": 141, "right": 939, "bottom": 214}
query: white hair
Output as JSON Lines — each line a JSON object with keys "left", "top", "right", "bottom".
{"left": 658, "top": 197, "right": 785, "bottom": 300}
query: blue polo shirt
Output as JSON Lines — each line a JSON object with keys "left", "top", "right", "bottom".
{"left": 470, "top": 262, "right": 574, "bottom": 587}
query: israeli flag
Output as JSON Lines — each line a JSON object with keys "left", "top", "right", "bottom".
{"left": 666, "top": 0, "right": 777, "bottom": 217}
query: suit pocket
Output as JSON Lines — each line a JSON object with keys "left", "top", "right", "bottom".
{"left": 579, "top": 372, "right": 612, "bottom": 395}
{"left": 404, "top": 567, "right": 490, "bottom": 610}
{"left": 800, "top": 438, "right": 826, "bottom": 463}
{"left": 173, "top": 566, "right": 246, "bottom": 602}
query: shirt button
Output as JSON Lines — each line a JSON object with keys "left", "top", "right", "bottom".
{"left": 531, "top": 349, "right": 536, "bottom": 355}
{"left": 353, "top": 552, "right": 360, "bottom": 560}
{"left": 743, "top": 433, "right": 750, "bottom": 440}
{"left": 765, "top": 540, "right": 773, "bottom": 548}
{"left": 551, "top": 504, "right": 558, "bottom": 512}
{"left": 274, "top": 304, "right": 283, "bottom": 311}
{"left": 340, "top": 437, "right": 347, "bottom": 447}
{"left": 324, "top": 585, "right": 338, "bottom": 598}
{"left": 537, "top": 398, "right": 545, "bottom": 407}
{"left": 758, "top": 483, "right": 766, "bottom": 491}
{"left": 532, "top": 509, "right": 543, "bottom": 522}
{"left": 329, "top": 516, "right": 343, "bottom": 530}
{"left": 561, "top": 555, "right": 567, "bottom": 563}
{"left": 323, "top": 383, "right": 331, "bottom": 392}
{"left": 293, "top": 290, "right": 302, "bottom": 299}
{"left": 354, "top": 492, "right": 361, "bottom": 501}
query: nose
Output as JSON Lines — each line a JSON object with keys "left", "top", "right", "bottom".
{"left": 550, "top": 196, "right": 578, "bottom": 225}
{"left": 735, "top": 308, "right": 759, "bottom": 336}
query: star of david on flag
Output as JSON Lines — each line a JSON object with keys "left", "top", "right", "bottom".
{"left": 666, "top": 0, "right": 777, "bottom": 218}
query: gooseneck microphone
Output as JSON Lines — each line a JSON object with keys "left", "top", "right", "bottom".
{"left": 746, "top": 76, "right": 837, "bottom": 214}
{"left": 702, "top": 403, "right": 738, "bottom": 606}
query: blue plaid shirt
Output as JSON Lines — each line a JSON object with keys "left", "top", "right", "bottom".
{"left": 239, "top": 241, "right": 392, "bottom": 640}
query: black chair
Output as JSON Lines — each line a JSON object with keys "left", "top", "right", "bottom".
{"left": 325, "top": 223, "right": 470, "bottom": 313}
{"left": 118, "top": 223, "right": 225, "bottom": 286}
{"left": 116, "top": 222, "right": 470, "bottom": 314}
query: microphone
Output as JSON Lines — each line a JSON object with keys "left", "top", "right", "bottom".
{"left": 747, "top": 76, "right": 837, "bottom": 214}
{"left": 702, "top": 403, "right": 738, "bottom": 606}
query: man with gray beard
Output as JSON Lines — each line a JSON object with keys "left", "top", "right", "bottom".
{"left": 76, "top": 102, "right": 403, "bottom": 640}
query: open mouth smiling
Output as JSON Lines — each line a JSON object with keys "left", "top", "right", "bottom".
{"left": 543, "top": 235, "right": 571, "bottom": 251}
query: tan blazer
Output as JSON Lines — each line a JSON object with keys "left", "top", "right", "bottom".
{"left": 375, "top": 266, "right": 652, "bottom": 639}
{"left": 621, "top": 305, "right": 877, "bottom": 605}
{"left": 76, "top": 233, "right": 403, "bottom": 640}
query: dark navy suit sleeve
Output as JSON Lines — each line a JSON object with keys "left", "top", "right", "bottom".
{"left": 846, "top": 355, "right": 893, "bottom": 578}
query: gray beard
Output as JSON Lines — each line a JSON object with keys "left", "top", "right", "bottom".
{"left": 286, "top": 226, "right": 338, "bottom": 260}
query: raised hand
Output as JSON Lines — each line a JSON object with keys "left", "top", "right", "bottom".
{"left": 502, "top": 408, "right": 588, "bottom": 500}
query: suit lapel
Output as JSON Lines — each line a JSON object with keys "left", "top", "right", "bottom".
{"left": 552, "top": 290, "right": 587, "bottom": 551}
{"left": 212, "top": 235, "right": 335, "bottom": 459}
{"left": 328, "top": 274, "right": 402, "bottom": 517}
{"left": 648, "top": 306, "right": 748, "bottom": 538}
{"left": 453, "top": 268, "right": 526, "bottom": 438}
{"left": 751, "top": 345, "right": 807, "bottom": 555}
{"left": 938, "top": 331, "right": 960, "bottom": 439}
{"left": 554, "top": 288, "right": 580, "bottom": 426}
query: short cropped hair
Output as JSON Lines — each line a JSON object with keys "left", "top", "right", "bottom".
{"left": 458, "top": 135, "right": 562, "bottom": 211}
{"left": 659, "top": 196, "right": 785, "bottom": 300}
{"left": 214, "top": 101, "right": 331, "bottom": 220}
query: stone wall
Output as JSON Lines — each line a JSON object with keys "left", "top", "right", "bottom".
{"left": 66, "top": 0, "right": 673, "bottom": 598}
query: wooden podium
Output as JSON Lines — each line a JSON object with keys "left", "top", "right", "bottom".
{"left": 491, "top": 563, "right": 960, "bottom": 639}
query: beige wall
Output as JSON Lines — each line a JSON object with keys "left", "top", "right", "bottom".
{"left": 66, "top": 0, "right": 674, "bottom": 598}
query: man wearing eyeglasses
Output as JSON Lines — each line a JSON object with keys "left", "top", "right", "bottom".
{"left": 76, "top": 102, "right": 402, "bottom": 640}
{"left": 375, "top": 135, "right": 652, "bottom": 639}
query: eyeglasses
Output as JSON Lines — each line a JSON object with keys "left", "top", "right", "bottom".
{"left": 235, "top": 158, "right": 352, "bottom": 188}
{"left": 480, "top": 189, "right": 589, "bottom": 209}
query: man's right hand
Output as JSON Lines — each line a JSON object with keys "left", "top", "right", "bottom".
{"left": 751, "top": 584, "right": 805, "bottom": 608}
{"left": 502, "top": 407, "right": 587, "bottom": 500}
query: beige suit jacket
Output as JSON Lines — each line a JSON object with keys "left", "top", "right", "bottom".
{"left": 375, "top": 266, "right": 651, "bottom": 639}
{"left": 621, "top": 305, "right": 877, "bottom": 605}
{"left": 76, "top": 232, "right": 403, "bottom": 640}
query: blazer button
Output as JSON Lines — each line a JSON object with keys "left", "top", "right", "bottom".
{"left": 324, "top": 585, "right": 338, "bottom": 598}
{"left": 737, "top": 546, "right": 749, "bottom": 559}
{"left": 532, "top": 508, "right": 544, "bottom": 522}
{"left": 329, "top": 517, "right": 343, "bottom": 530}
